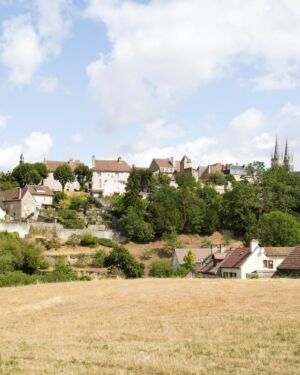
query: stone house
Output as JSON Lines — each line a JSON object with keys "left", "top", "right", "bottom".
{"left": 91, "top": 156, "right": 131, "bottom": 197}
{"left": 220, "top": 240, "right": 293, "bottom": 279}
{"left": 43, "top": 159, "right": 81, "bottom": 192}
{"left": 0, "top": 185, "right": 53, "bottom": 220}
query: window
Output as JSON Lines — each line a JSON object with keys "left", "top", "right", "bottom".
{"left": 263, "top": 260, "right": 274, "bottom": 269}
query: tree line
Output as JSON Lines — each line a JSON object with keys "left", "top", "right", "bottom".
{"left": 112, "top": 163, "right": 300, "bottom": 247}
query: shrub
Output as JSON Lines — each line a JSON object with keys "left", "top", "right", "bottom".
{"left": 97, "top": 238, "right": 116, "bottom": 248}
{"left": 58, "top": 218, "right": 86, "bottom": 229}
{"left": 36, "top": 238, "right": 60, "bottom": 250}
{"left": 104, "top": 245, "right": 144, "bottom": 278}
{"left": 76, "top": 254, "right": 89, "bottom": 268}
{"left": 149, "top": 259, "right": 173, "bottom": 278}
{"left": 201, "top": 237, "right": 213, "bottom": 248}
{"left": 80, "top": 232, "right": 99, "bottom": 247}
{"left": 66, "top": 234, "right": 81, "bottom": 247}
{"left": 161, "top": 230, "right": 183, "bottom": 257}
{"left": 91, "top": 250, "right": 107, "bottom": 267}
{"left": 53, "top": 191, "right": 67, "bottom": 206}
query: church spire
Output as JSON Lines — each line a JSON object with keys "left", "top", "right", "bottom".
{"left": 271, "top": 136, "right": 283, "bottom": 167}
{"left": 284, "top": 138, "right": 289, "bottom": 162}
{"left": 284, "top": 138, "right": 294, "bottom": 172}
{"left": 19, "top": 153, "right": 24, "bottom": 164}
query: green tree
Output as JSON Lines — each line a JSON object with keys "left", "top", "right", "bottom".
{"left": 207, "top": 172, "right": 226, "bottom": 186}
{"left": 149, "top": 259, "right": 173, "bottom": 277}
{"left": 54, "top": 165, "right": 75, "bottom": 191}
{"left": 176, "top": 172, "right": 198, "bottom": 189}
{"left": 198, "top": 187, "right": 223, "bottom": 235}
{"left": 119, "top": 207, "right": 154, "bottom": 243}
{"left": 104, "top": 245, "right": 144, "bottom": 278}
{"left": 74, "top": 164, "right": 93, "bottom": 191}
{"left": 33, "top": 162, "right": 48, "bottom": 180}
{"left": 11, "top": 163, "right": 40, "bottom": 187}
{"left": 183, "top": 250, "right": 196, "bottom": 269}
{"left": 257, "top": 211, "right": 300, "bottom": 246}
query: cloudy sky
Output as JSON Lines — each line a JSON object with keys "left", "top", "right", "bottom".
{"left": 0, "top": 0, "right": 300, "bottom": 171}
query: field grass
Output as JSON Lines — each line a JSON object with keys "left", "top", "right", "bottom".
{"left": 0, "top": 279, "right": 300, "bottom": 374}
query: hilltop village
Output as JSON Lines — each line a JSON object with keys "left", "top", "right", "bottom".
{"left": 0, "top": 136, "right": 299, "bottom": 286}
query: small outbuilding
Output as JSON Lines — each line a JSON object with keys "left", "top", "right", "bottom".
{"left": 276, "top": 245, "right": 300, "bottom": 278}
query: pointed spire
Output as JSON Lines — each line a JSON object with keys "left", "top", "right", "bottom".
{"left": 19, "top": 153, "right": 24, "bottom": 164}
{"left": 274, "top": 135, "right": 280, "bottom": 159}
{"left": 284, "top": 138, "right": 289, "bottom": 161}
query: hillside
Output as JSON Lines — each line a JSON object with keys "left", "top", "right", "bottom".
{"left": 0, "top": 279, "right": 300, "bottom": 374}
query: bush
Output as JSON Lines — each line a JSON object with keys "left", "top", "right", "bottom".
{"left": 149, "top": 259, "right": 174, "bottom": 278}
{"left": 36, "top": 238, "right": 60, "bottom": 250}
{"left": 58, "top": 218, "right": 86, "bottom": 229}
{"left": 76, "top": 254, "right": 89, "bottom": 268}
{"left": 53, "top": 191, "right": 67, "bottom": 206}
{"left": 104, "top": 245, "right": 144, "bottom": 278}
{"left": 91, "top": 250, "right": 107, "bottom": 267}
{"left": 80, "top": 232, "right": 99, "bottom": 247}
{"left": 97, "top": 238, "right": 116, "bottom": 248}
{"left": 66, "top": 234, "right": 81, "bottom": 247}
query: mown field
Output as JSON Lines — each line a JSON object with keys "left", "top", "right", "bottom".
{"left": 0, "top": 279, "right": 300, "bottom": 375}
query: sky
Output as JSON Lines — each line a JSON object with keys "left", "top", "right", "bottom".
{"left": 0, "top": 0, "right": 300, "bottom": 171}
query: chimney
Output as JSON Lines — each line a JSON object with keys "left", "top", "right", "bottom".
{"left": 250, "top": 239, "right": 259, "bottom": 253}
{"left": 117, "top": 156, "right": 122, "bottom": 163}
{"left": 92, "top": 155, "right": 96, "bottom": 168}
{"left": 171, "top": 156, "right": 176, "bottom": 168}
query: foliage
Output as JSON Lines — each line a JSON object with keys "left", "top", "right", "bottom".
{"left": 104, "top": 245, "right": 144, "bottom": 278}
{"left": 53, "top": 165, "right": 75, "bottom": 191}
{"left": 183, "top": 250, "right": 196, "bottom": 269}
{"left": 97, "top": 238, "right": 117, "bottom": 248}
{"left": 33, "top": 162, "right": 48, "bottom": 179}
{"left": 176, "top": 172, "right": 199, "bottom": 189}
{"left": 201, "top": 237, "right": 213, "bottom": 248}
{"left": 69, "top": 194, "right": 90, "bottom": 213}
{"left": 119, "top": 206, "right": 155, "bottom": 243}
{"left": 257, "top": 211, "right": 300, "bottom": 246}
{"left": 66, "top": 234, "right": 81, "bottom": 247}
{"left": 80, "top": 232, "right": 99, "bottom": 247}
{"left": 74, "top": 164, "right": 93, "bottom": 191}
{"left": 11, "top": 163, "right": 41, "bottom": 187}
{"left": 222, "top": 230, "right": 233, "bottom": 246}
{"left": 149, "top": 259, "right": 174, "bottom": 277}
{"left": 207, "top": 172, "right": 226, "bottom": 186}
{"left": 53, "top": 192, "right": 67, "bottom": 206}
{"left": 57, "top": 218, "right": 86, "bottom": 229}
{"left": 91, "top": 250, "right": 107, "bottom": 267}
{"left": 35, "top": 238, "right": 60, "bottom": 250}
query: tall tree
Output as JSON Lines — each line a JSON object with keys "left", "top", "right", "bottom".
{"left": 12, "top": 163, "right": 40, "bottom": 188}
{"left": 54, "top": 165, "right": 75, "bottom": 191}
{"left": 74, "top": 164, "right": 92, "bottom": 191}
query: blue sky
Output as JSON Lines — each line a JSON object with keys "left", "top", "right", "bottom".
{"left": 0, "top": 0, "right": 300, "bottom": 171}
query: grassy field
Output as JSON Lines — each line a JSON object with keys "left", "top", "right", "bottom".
{"left": 0, "top": 279, "right": 300, "bottom": 375}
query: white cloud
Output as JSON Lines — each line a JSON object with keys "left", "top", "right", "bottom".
{"left": 0, "top": 132, "right": 53, "bottom": 170}
{"left": 252, "top": 74, "right": 297, "bottom": 91}
{"left": 0, "top": 115, "right": 9, "bottom": 128}
{"left": 85, "top": 0, "right": 300, "bottom": 128}
{"left": 121, "top": 105, "right": 300, "bottom": 169}
{"left": 0, "top": 0, "right": 72, "bottom": 85}
{"left": 71, "top": 133, "right": 82, "bottom": 144}
{"left": 37, "top": 75, "right": 59, "bottom": 93}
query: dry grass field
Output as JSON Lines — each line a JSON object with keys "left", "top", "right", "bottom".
{"left": 0, "top": 279, "right": 300, "bottom": 375}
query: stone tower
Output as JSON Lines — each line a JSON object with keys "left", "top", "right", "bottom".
{"left": 271, "top": 136, "right": 283, "bottom": 167}
{"left": 284, "top": 138, "right": 294, "bottom": 172}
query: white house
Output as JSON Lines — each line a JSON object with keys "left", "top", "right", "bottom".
{"left": 220, "top": 239, "right": 293, "bottom": 279}
{"left": 43, "top": 159, "right": 81, "bottom": 192}
{"left": 91, "top": 156, "right": 131, "bottom": 197}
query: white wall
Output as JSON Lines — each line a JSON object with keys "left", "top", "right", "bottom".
{"left": 92, "top": 171, "right": 130, "bottom": 196}
{"left": 44, "top": 172, "right": 80, "bottom": 192}
{"left": 32, "top": 195, "right": 53, "bottom": 208}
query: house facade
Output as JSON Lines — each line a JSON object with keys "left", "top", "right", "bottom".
{"left": 43, "top": 159, "right": 81, "bottom": 192}
{"left": 91, "top": 156, "right": 131, "bottom": 197}
{"left": 0, "top": 185, "right": 53, "bottom": 220}
{"left": 220, "top": 240, "right": 293, "bottom": 279}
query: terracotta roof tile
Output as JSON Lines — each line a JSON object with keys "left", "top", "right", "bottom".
{"left": 174, "top": 248, "right": 219, "bottom": 265}
{"left": 277, "top": 245, "right": 300, "bottom": 271}
{"left": 220, "top": 248, "right": 250, "bottom": 268}
{"left": 93, "top": 159, "right": 131, "bottom": 172}
{"left": 265, "top": 247, "right": 294, "bottom": 257}
{"left": 45, "top": 160, "right": 81, "bottom": 172}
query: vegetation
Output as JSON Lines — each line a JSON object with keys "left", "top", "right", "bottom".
{"left": 11, "top": 162, "right": 48, "bottom": 187}
{"left": 149, "top": 259, "right": 174, "bottom": 277}
{"left": 74, "top": 164, "right": 93, "bottom": 191}
{"left": 111, "top": 164, "right": 300, "bottom": 246}
{"left": 104, "top": 245, "right": 144, "bottom": 278}
{"left": 53, "top": 165, "right": 75, "bottom": 191}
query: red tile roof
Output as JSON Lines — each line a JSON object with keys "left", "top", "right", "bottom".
{"left": 220, "top": 248, "right": 250, "bottom": 269}
{"left": 277, "top": 245, "right": 300, "bottom": 271}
